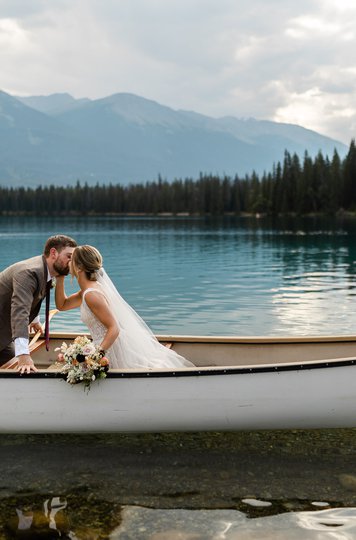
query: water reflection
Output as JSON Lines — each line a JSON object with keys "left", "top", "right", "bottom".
{"left": 2, "top": 495, "right": 121, "bottom": 539}
{"left": 103, "top": 506, "right": 356, "bottom": 539}
{"left": 7, "top": 497, "right": 71, "bottom": 539}
{"left": 3, "top": 498, "right": 356, "bottom": 539}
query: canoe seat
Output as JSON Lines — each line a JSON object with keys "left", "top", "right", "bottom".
{"left": 46, "top": 363, "right": 60, "bottom": 371}
{"left": 0, "top": 357, "right": 18, "bottom": 370}
{"left": 1, "top": 339, "right": 46, "bottom": 370}
{"left": 30, "top": 339, "right": 46, "bottom": 354}
{"left": 0, "top": 309, "right": 58, "bottom": 370}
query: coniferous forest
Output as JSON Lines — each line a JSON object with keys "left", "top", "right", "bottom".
{"left": 1, "top": 140, "right": 356, "bottom": 216}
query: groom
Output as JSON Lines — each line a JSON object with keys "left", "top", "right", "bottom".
{"left": 0, "top": 234, "right": 77, "bottom": 374}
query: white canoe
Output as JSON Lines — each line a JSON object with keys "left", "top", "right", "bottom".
{"left": 2, "top": 332, "right": 356, "bottom": 433}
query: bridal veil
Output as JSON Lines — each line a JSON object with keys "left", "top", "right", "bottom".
{"left": 97, "top": 269, "right": 194, "bottom": 369}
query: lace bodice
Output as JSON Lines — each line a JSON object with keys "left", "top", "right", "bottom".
{"left": 81, "top": 287, "right": 124, "bottom": 368}
{"left": 80, "top": 288, "right": 108, "bottom": 348}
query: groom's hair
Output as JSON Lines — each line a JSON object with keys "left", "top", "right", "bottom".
{"left": 43, "top": 235, "right": 77, "bottom": 256}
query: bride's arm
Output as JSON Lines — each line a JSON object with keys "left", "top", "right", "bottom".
{"left": 55, "top": 276, "right": 82, "bottom": 311}
{"left": 84, "top": 291, "right": 119, "bottom": 350}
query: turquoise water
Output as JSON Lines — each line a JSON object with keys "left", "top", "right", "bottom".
{"left": 2, "top": 215, "right": 356, "bottom": 539}
{"left": 1, "top": 214, "right": 356, "bottom": 335}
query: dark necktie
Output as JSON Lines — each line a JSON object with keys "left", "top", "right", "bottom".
{"left": 45, "top": 280, "right": 52, "bottom": 351}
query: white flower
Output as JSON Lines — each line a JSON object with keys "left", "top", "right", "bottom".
{"left": 83, "top": 344, "right": 96, "bottom": 355}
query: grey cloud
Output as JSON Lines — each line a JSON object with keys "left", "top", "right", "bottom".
{"left": 0, "top": 0, "right": 355, "bottom": 143}
{"left": 0, "top": 0, "right": 45, "bottom": 17}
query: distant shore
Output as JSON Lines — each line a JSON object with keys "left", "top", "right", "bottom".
{"left": 1, "top": 210, "right": 356, "bottom": 218}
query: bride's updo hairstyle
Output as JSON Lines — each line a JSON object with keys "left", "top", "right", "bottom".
{"left": 71, "top": 245, "right": 103, "bottom": 281}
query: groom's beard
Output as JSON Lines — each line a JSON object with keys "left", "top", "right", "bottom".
{"left": 53, "top": 260, "right": 70, "bottom": 276}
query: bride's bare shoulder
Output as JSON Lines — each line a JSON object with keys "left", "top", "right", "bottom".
{"left": 83, "top": 287, "right": 108, "bottom": 306}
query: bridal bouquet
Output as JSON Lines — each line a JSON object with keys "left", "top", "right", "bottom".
{"left": 55, "top": 336, "right": 110, "bottom": 389}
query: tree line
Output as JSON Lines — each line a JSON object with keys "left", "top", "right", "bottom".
{"left": 1, "top": 140, "right": 356, "bottom": 216}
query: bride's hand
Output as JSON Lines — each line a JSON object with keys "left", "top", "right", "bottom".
{"left": 55, "top": 275, "right": 82, "bottom": 311}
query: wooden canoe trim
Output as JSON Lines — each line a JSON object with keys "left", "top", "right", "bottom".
{"left": 28, "top": 329, "right": 42, "bottom": 349}
{"left": 46, "top": 331, "right": 356, "bottom": 346}
{"left": 1, "top": 357, "right": 18, "bottom": 370}
{"left": 28, "top": 309, "right": 58, "bottom": 351}
{"left": 1, "top": 339, "right": 46, "bottom": 370}
{"left": 1, "top": 309, "right": 58, "bottom": 370}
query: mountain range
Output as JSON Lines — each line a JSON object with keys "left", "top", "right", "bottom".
{"left": 0, "top": 90, "right": 348, "bottom": 187}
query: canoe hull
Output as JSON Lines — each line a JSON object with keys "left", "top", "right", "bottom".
{"left": 1, "top": 360, "right": 356, "bottom": 432}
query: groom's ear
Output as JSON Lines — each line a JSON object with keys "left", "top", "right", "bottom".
{"left": 49, "top": 247, "right": 58, "bottom": 259}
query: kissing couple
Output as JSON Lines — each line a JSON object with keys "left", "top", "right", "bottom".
{"left": 0, "top": 235, "right": 193, "bottom": 374}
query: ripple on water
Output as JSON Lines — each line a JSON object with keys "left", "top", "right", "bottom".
{"left": 109, "top": 506, "right": 356, "bottom": 539}
{"left": 2, "top": 500, "right": 356, "bottom": 539}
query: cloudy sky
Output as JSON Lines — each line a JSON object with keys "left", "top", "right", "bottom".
{"left": 1, "top": 0, "right": 356, "bottom": 144}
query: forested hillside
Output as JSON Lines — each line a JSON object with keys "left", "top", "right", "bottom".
{"left": 1, "top": 141, "right": 355, "bottom": 216}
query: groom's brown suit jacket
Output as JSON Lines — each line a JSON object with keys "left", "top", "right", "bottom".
{"left": 0, "top": 255, "right": 49, "bottom": 351}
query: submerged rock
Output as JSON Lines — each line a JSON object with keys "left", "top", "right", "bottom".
{"left": 338, "top": 474, "right": 356, "bottom": 491}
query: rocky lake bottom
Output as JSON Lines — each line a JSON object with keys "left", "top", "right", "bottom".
{"left": 1, "top": 429, "right": 356, "bottom": 538}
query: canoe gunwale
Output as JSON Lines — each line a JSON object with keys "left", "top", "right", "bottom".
{"left": 49, "top": 331, "right": 356, "bottom": 344}
{"left": 1, "top": 356, "right": 356, "bottom": 378}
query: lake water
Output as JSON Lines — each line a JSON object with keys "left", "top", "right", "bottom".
{"left": 1, "top": 215, "right": 356, "bottom": 539}
{"left": 2, "top": 214, "right": 356, "bottom": 336}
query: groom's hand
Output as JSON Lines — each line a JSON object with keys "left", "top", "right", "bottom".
{"left": 29, "top": 322, "right": 43, "bottom": 334}
{"left": 16, "top": 354, "right": 38, "bottom": 374}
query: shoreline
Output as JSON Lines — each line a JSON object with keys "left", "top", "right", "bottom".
{"left": 1, "top": 211, "right": 356, "bottom": 218}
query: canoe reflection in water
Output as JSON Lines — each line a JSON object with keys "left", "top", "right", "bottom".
{"left": 5, "top": 497, "right": 70, "bottom": 539}
{"left": 3, "top": 495, "right": 122, "bottom": 539}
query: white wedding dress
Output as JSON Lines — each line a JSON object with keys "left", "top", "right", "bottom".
{"left": 80, "top": 271, "right": 194, "bottom": 369}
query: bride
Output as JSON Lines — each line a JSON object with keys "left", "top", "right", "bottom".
{"left": 55, "top": 245, "right": 194, "bottom": 369}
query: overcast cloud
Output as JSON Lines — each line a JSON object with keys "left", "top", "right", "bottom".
{"left": 1, "top": 0, "right": 356, "bottom": 143}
